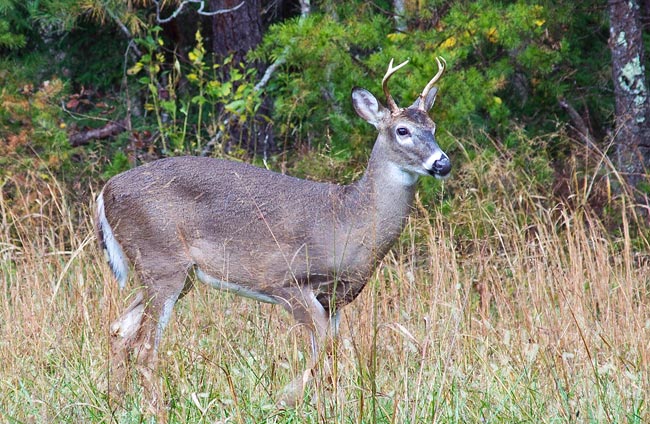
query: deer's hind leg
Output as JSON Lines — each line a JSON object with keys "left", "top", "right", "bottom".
{"left": 109, "top": 291, "right": 146, "bottom": 395}
{"left": 109, "top": 263, "right": 190, "bottom": 417}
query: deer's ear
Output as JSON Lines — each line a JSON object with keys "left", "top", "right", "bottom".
{"left": 411, "top": 87, "right": 438, "bottom": 112}
{"left": 352, "top": 88, "right": 387, "bottom": 127}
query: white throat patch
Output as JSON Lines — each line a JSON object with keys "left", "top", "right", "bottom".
{"left": 387, "top": 162, "right": 419, "bottom": 186}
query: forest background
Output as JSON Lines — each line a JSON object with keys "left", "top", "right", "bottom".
{"left": 1, "top": 0, "right": 650, "bottom": 422}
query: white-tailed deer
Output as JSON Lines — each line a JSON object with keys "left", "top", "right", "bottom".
{"left": 96, "top": 57, "right": 450, "bottom": 411}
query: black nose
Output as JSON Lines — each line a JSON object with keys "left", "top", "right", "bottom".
{"left": 431, "top": 156, "right": 451, "bottom": 177}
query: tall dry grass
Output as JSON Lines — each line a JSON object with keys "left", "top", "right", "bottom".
{"left": 0, "top": 143, "right": 648, "bottom": 423}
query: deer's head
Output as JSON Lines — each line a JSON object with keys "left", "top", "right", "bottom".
{"left": 351, "top": 57, "right": 451, "bottom": 180}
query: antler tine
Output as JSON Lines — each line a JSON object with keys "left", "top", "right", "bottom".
{"left": 418, "top": 56, "right": 446, "bottom": 110}
{"left": 382, "top": 58, "right": 410, "bottom": 113}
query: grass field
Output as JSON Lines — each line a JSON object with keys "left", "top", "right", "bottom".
{"left": 1, "top": 145, "right": 649, "bottom": 423}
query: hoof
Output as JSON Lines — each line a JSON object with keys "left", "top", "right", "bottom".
{"left": 276, "top": 368, "right": 313, "bottom": 408}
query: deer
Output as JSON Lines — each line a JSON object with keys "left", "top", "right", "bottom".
{"left": 96, "top": 57, "right": 450, "bottom": 412}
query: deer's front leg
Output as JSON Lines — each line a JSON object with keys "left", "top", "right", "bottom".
{"left": 274, "top": 287, "right": 338, "bottom": 407}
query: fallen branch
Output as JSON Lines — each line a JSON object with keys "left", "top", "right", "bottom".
{"left": 558, "top": 97, "right": 596, "bottom": 149}
{"left": 254, "top": 55, "right": 286, "bottom": 92}
{"left": 69, "top": 119, "right": 128, "bottom": 147}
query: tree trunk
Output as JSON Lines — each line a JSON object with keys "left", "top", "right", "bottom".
{"left": 393, "top": 0, "right": 407, "bottom": 32}
{"left": 210, "top": 0, "right": 274, "bottom": 156}
{"left": 211, "top": 0, "right": 263, "bottom": 64}
{"left": 608, "top": 0, "right": 650, "bottom": 193}
{"left": 641, "top": 0, "right": 650, "bottom": 29}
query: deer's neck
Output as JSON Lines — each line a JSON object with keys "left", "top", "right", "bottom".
{"left": 343, "top": 142, "right": 418, "bottom": 250}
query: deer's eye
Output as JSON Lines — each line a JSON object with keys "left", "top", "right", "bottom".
{"left": 396, "top": 127, "right": 410, "bottom": 136}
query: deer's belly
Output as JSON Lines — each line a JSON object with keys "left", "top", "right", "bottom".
{"left": 195, "top": 268, "right": 280, "bottom": 304}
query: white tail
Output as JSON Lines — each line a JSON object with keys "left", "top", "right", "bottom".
{"left": 97, "top": 57, "right": 450, "bottom": 412}
{"left": 96, "top": 192, "right": 128, "bottom": 289}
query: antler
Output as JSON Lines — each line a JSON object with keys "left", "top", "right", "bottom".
{"left": 418, "top": 56, "right": 446, "bottom": 110}
{"left": 382, "top": 58, "right": 410, "bottom": 113}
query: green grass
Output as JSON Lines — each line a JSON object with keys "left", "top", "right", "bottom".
{"left": 1, "top": 145, "right": 649, "bottom": 423}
